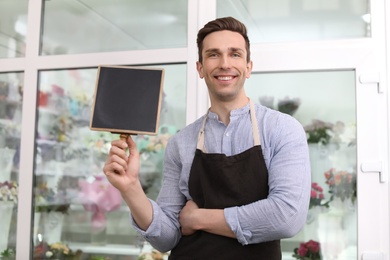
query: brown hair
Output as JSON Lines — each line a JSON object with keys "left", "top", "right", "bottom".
{"left": 196, "top": 16, "right": 251, "bottom": 63}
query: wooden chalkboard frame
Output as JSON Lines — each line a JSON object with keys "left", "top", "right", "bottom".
{"left": 90, "top": 65, "right": 165, "bottom": 136}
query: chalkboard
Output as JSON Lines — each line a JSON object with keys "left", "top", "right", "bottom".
{"left": 90, "top": 65, "right": 165, "bottom": 135}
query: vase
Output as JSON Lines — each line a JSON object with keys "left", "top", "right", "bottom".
{"left": 41, "top": 212, "right": 64, "bottom": 244}
{"left": 33, "top": 212, "right": 41, "bottom": 244}
{"left": 91, "top": 211, "right": 107, "bottom": 245}
{"left": 304, "top": 207, "right": 327, "bottom": 242}
{"left": 0, "top": 202, "right": 14, "bottom": 252}
{"left": 0, "top": 148, "right": 16, "bottom": 182}
{"left": 317, "top": 209, "right": 345, "bottom": 260}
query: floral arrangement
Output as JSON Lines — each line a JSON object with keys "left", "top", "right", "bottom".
{"left": 277, "top": 96, "right": 301, "bottom": 116}
{"left": 87, "top": 131, "right": 113, "bottom": 156}
{"left": 0, "top": 181, "right": 18, "bottom": 203}
{"left": 304, "top": 120, "right": 346, "bottom": 146}
{"left": 137, "top": 133, "right": 171, "bottom": 155}
{"left": 0, "top": 119, "right": 19, "bottom": 136}
{"left": 258, "top": 96, "right": 301, "bottom": 116}
{"left": 292, "top": 240, "right": 321, "bottom": 260}
{"left": 33, "top": 242, "right": 82, "bottom": 260}
{"left": 324, "top": 168, "right": 356, "bottom": 203}
{"left": 138, "top": 244, "right": 169, "bottom": 260}
{"left": 309, "top": 182, "right": 329, "bottom": 209}
{"left": 34, "top": 182, "right": 70, "bottom": 214}
{"left": 78, "top": 175, "right": 122, "bottom": 235}
{"left": 138, "top": 250, "right": 167, "bottom": 260}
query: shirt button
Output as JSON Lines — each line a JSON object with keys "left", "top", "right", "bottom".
{"left": 226, "top": 132, "right": 230, "bottom": 136}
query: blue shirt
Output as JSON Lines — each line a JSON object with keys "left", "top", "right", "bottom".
{"left": 132, "top": 102, "right": 311, "bottom": 252}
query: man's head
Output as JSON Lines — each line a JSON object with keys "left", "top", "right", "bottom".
{"left": 197, "top": 17, "right": 251, "bottom": 64}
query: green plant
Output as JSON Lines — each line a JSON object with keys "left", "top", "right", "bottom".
{"left": 0, "top": 248, "right": 16, "bottom": 260}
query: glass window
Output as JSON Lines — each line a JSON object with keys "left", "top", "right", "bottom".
{"left": 41, "top": 0, "right": 188, "bottom": 55}
{"left": 0, "top": 72, "right": 23, "bottom": 254}
{"left": 33, "top": 64, "right": 186, "bottom": 258}
{"left": 246, "top": 70, "right": 357, "bottom": 259}
{"left": 0, "top": 1, "right": 29, "bottom": 58}
{"left": 217, "top": 0, "right": 371, "bottom": 43}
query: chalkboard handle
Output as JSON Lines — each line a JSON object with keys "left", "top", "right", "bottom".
{"left": 119, "top": 133, "right": 130, "bottom": 140}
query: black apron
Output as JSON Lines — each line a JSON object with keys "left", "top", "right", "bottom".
{"left": 169, "top": 100, "right": 281, "bottom": 260}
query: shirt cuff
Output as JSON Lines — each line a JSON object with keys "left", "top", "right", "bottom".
{"left": 130, "top": 199, "right": 161, "bottom": 239}
{"left": 224, "top": 206, "right": 252, "bottom": 245}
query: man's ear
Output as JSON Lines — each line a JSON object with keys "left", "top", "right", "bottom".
{"left": 196, "top": 61, "right": 204, "bottom": 79}
{"left": 246, "top": 60, "right": 253, "bottom": 78}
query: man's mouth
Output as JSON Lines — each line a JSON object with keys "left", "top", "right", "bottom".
{"left": 216, "top": 76, "right": 235, "bottom": 81}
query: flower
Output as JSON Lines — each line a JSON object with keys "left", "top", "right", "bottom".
{"left": 137, "top": 133, "right": 171, "bottom": 155}
{"left": 304, "top": 119, "right": 347, "bottom": 146}
{"left": 34, "top": 182, "right": 70, "bottom": 214}
{"left": 277, "top": 96, "right": 301, "bottom": 116}
{"left": 33, "top": 241, "right": 82, "bottom": 260}
{"left": 138, "top": 249, "right": 168, "bottom": 260}
{"left": 0, "top": 181, "right": 18, "bottom": 203}
{"left": 292, "top": 240, "right": 321, "bottom": 260}
{"left": 309, "top": 182, "right": 329, "bottom": 209}
{"left": 324, "top": 168, "right": 357, "bottom": 203}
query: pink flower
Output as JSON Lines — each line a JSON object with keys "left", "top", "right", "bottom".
{"left": 298, "top": 244, "right": 308, "bottom": 256}
{"left": 306, "top": 240, "right": 320, "bottom": 253}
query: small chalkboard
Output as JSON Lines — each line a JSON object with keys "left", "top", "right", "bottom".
{"left": 90, "top": 65, "right": 165, "bottom": 136}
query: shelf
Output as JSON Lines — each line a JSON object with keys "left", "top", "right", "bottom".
{"left": 67, "top": 242, "right": 140, "bottom": 256}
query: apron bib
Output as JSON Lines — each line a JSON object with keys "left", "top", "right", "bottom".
{"left": 169, "top": 100, "right": 281, "bottom": 260}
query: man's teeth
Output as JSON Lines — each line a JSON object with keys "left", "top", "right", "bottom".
{"left": 217, "top": 76, "right": 233, "bottom": 81}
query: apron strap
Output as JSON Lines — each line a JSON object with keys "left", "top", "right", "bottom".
{"left": 197, "top": 110, "right": 209, "bottom": 152}
{"left": 250, "top": 99, "right": 261, "bottom": 146}
{"left": 196, "top": 99, "right": 261, "bottom": 152}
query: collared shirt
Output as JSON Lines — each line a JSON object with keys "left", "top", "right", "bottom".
{"left": 132, "top": 102, "right": 311, "bottom": 253}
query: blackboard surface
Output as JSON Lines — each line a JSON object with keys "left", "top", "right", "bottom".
{"left": 90, "top": 65, "right": 164, "bottom": 135}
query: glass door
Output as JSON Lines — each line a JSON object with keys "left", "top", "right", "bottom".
{"left": 211, "top": 0, "right": 389, "bottom": 258}
{"left": 246, "top": 70, "right": 357, "bottom": 259}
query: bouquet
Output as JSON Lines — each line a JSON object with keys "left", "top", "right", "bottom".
{"left": 324, "top": 168, "right": 357, "bottom": 203}
{"left": 309, "top": 182, "right": 329, "bottom": 209}
{"left": 78, "top": 175, "right": 122, "bottom": 234}
{"left": 304, "top": 120, "right": 347, "bottom": 146}
{"left": 292, "top": 240, "right": 321, "bottom": 260}
{"left": 34, "top": 182, "right": 70, "bottom": 214}
{"left": 0, "top": 181, "right": 18, "bottom": 203}
{"left": 33, "top": 242, "right": 82, "bottom": 260}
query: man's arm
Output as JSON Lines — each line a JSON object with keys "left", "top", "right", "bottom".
{"left": 103, "top": 135, "right": 153, "bottom": 231}
{"left": 179, "top": 200, "right": 236, "bottom": 238}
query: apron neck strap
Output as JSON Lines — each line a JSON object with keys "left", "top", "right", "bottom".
{"left": 197, "top": 99, "right": 261, "bottom": 153}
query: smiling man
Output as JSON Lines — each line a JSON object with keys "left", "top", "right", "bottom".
{"left": 104, "top": 16, "right": 311, "bottom": 260}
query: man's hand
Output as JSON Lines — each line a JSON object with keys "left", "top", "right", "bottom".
{"left": 103, "top": 135, "right": 140, "bottom": 193}
{"left": 179, "top": 200, "right": 200, "bottom": 236}
{"left": 179, "top": 200, "right": 237, "bottom": 239}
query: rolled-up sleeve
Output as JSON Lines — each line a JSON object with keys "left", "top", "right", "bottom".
{"left": 224, "top": 111, "right": 311, "bottom": 245}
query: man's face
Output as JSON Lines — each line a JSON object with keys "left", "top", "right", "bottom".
{"left": 197, "top": 30, "right": 252, "bottom": 102}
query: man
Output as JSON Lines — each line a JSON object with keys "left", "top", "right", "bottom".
{"left": 104, "top": 16, "right": 311, "bottom": 259}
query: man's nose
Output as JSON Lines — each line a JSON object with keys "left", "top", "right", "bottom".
{"left": 219, "top": 55, "right": 231, "bottom": 69}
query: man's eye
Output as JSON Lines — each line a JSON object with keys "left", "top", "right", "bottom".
{"left": 232, "top": 53, "right": 241, "bottom": 57}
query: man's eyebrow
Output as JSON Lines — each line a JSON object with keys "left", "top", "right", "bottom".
{"left": 204, "top": 47, "right": 245, "bottom": 53}
{"left": 204, "top": 48, "right": 220, "bottom": 53}
{"left": 229, "top": 47, "right": 245, "bottom": 53}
